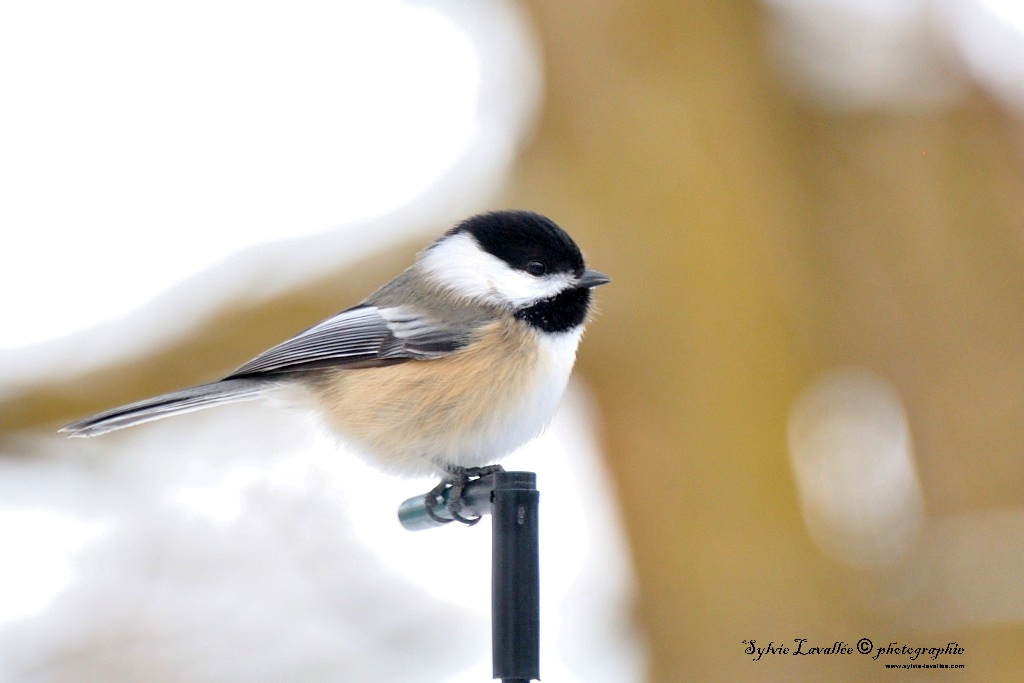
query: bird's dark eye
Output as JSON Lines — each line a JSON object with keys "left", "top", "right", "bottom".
{"left": 526, "top": 260, "right": 546, "bottom": 276}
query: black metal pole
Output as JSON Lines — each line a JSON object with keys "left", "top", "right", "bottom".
{"left": 397, "top": 470, "right": 540, "bottom": 682}
{"left": 491, "top": 471, "right": 540, "bottom": 683}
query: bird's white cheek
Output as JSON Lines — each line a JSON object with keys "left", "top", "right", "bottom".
{"left": 420, "top": 232, "right": 572, "bottom": 307}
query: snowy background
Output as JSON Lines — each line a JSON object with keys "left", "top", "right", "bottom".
{"left": 0, "top": 2, "right": 644, "bottom": 681}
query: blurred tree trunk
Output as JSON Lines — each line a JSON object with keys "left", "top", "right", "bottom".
{"left": 510, "top": 1, "right": 1024, "bottom": 680}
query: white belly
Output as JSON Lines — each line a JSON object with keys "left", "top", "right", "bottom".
{"left": 307, "top": 321, "right": 583, "bottom": 476}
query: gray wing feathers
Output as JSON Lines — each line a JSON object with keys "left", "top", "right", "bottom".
{"left": 227, "top": 305, "right": 472, "bottom": 377}
{"left": 228, "top": 307, "right": 392, "bottom": 376}
{"left": 59, "top": 378, "right": 266, "bottom": 437}
{"left": 376, "top": 308, "right": 471, "bottom": 357}
{"left": 61, "top": 304, "right": 477, "bottom": 438}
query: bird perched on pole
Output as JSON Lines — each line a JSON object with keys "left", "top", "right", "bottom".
{"left": 62, "top": 210, "right": 609, "bottom": 521}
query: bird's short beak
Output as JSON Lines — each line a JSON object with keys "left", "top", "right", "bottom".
{"left": 577, "top": 269, "right": 611, "bottom": 288}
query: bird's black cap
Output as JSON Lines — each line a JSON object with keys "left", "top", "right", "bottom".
{"left": 448, "top": 210, "right": 586, "bottom": 277}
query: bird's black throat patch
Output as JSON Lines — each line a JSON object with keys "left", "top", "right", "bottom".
{"left": 515, "top": 286, "right": 591, "bottom": 333}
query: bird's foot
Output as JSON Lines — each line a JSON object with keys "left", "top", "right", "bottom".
{"left": 423, "top": 465, "right": 504, "bottom": 526}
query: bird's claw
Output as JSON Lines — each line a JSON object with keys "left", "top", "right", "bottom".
{"left": 423, "top": 465, "right": 504, "bottom": 526}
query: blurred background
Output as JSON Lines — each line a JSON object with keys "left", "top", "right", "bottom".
{"left": 2, "top": 0, "right": 1024, "bottom": 680}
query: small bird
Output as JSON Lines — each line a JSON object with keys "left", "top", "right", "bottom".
{"left": 61, "top": 210, "right": 609, "bottom": 520}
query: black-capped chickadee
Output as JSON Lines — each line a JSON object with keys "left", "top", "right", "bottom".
{"left": 61, "top": 211, "right": 609, "bottom": 509}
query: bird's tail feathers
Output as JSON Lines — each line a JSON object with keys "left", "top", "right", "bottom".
{"left": 59, "top": 378, "right": 268, "bottom": 437}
